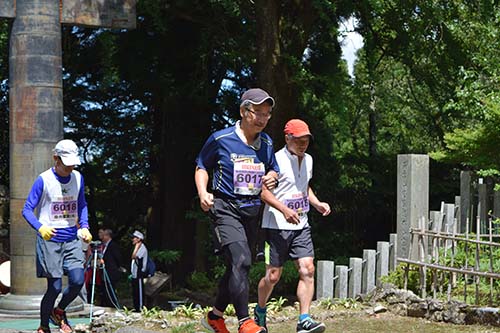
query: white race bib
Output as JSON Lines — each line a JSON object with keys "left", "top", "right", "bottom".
{"left": 283, "top": 193, "right": 309, "bottom": 215}
{"left": 233, "top": 162, "right": 265, "bottom": 195}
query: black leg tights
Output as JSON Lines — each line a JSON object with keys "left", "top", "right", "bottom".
{"left": 214, "top": 241, "right": 252, "bottom": 320}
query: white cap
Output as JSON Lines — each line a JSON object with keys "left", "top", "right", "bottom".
{"left": 54, "top": 139, "right": 81, "bottom": 166}
{"left": 132, "top": 230, "right": 144, "bottom": 240}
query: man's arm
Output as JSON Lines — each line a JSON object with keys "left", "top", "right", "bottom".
{"left": 262, "top": 170, "right": 278, "bottom": 191}
{"left": 22, "top": 176, "right": 44, "bottom": 231}
{"left": 195, "top": 167, "right": 214, "bottom": 212}
{"left": 262, "top": 145, "right": 280, "bottom": 190}
{"left": 77, "top": 174, "right": 89, "bottom": 229}
{"left": 261, "top": 183, "right": 300, "bottom": 225}
{"left": 308, "top": 186, "right": 331, "bottom": 216}
{"left": 77, "top": 174, "right": 92, "bottom": 242}
{"left": 132, "top": 242, "right": 141, "bottom": 259}
{"left": 22, "top": 177, "right": 57, "bottom": 240}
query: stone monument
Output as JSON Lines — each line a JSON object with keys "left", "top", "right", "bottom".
{"left": 397, "top": 154, "right": 429, "bottom": 260}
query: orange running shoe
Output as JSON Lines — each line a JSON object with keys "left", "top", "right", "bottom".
{"left": 201, "top": 312, "right": 230, "bottom": 333}
{"left": 238, "top": 318, "right": 266, "bottom": 333}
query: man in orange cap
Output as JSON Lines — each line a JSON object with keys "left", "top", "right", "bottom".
{"left": 255, "top": 119, "right": 331, "bottom": 333}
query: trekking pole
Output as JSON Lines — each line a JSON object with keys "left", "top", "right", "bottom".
{"left": 89, "top": 243, "right": 99, "bottom": 323}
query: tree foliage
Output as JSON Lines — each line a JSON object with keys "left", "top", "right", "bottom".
{"left": 2, "top": 0, "right": 499, "bottom": 277}
{"left": 431, "top": 9, "right": 500, "bottom": 171}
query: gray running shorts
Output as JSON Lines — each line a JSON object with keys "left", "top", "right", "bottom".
{"left": 36, "top": 236, "right": 85, "bottom": 278}
{"left": 264, "top": 227, "right": 314, "bottom": 267}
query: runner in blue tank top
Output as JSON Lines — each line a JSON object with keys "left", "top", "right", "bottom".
{"left": 195, "top": 88, "right": 279, "bottom": 333}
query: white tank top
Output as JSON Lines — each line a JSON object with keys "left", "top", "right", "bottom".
{"left": 262, "top": 147, "right": 313, "bottom": 230}
{"left": 38, "top": 169, "right": 81, "bottom": 228}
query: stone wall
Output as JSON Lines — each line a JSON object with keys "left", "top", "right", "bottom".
{"left": 366, "top": 283, "right": 500, "bottom": 327}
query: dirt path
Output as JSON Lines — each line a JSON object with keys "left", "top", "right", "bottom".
{"left": 262, "top": 312, "right": 499, "bottom": 333}
{"left": 164, "top": 309, "right": 500, "bottom": 333}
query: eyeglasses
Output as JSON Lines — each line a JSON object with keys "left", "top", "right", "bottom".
{"left": 245, "top": 108, "right": 272, "bottom": 119}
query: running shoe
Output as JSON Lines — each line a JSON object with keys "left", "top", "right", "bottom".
{"left": 36, "top": 326, "right": 51, "bottom": 333}
{"left": 253, "top": 307, "right": 267, "bottom": 331}
{"left": 201, "top": 312, "right": 230, "bottom": 333}
{"left": 49, "top": 307, "right": 73, "bottom": 333}
{"left": 238, "top": 318, "right": 266, "bottom": 333}
{"left": 296, "top": 317, "right": 325, "bottom": 333}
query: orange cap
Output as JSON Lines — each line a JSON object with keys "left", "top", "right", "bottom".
{"left": 284, "top": 119, "right": 313, "bottom": 138}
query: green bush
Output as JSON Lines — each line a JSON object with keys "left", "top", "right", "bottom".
{"left": 381, "top": 263, "right": 426, "bottom": 295}
{"left": 149, "top": 249, "right": 182, "bottom": 265}
{"left": 186, "top": 271, "right": 216, "bottom": 292}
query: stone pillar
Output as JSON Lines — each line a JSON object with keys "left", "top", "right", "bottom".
{"left": 0, "top": 186, "right": 8, "bottom": 253}
{"left": 389, "top": 233, "right": 397, "bottom": 271}
{"left": 494, "top": 191, "right": 500, "bottom": 234}
{"left": 443, "top": 203, "right": 456, "bottom": 240}
{"left": 376, "top": 241, "right": 389, "bottom": 286}
{"left": 0, "top": 0, "right": 64, "bottom": 314}
{"left": 316, "top": 261, "right": 334, "bottom": 299}
{"left": 430, "top": 210, "right": 442, "bottom": 232}
{"left": 348, "top": 258, "right": 362, "bottom": 298}
{"left": 397, "top": 154, "right": 429, "bottom": 260}
{"left": 0, "top": 185, "right": 8, "bottom": 235}
{"left": 335, "top": 265, "right": 348, "bottom": 299}
{"left": 478, "top": 179, "right": 487, "bottom": 234}
{"left": 362, "top": 250, "right": 375, "bottom": 294}
{"left": 460, "top": 171, "right": 471, "bottom": 233}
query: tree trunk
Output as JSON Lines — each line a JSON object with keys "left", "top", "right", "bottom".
{"left": 255, "top": 0, "right": 299, "bottom": 148}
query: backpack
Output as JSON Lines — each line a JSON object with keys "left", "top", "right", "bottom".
{"left": 144, "top": 257, "right": 156, "bottom": 278}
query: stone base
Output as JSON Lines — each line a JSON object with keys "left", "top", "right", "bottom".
{"left": 0, "top": 293, "right": 84, "bottom": 315}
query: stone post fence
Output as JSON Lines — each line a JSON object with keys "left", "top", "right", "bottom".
{"left": 316, "top": 233, "right": 397, "bottom": 300}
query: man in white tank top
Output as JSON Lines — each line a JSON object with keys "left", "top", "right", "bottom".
{"left": 255, "top": 120, "right": 331, "bottom": 333}
{"left": 22, "top": 139, "right": 92, "bottom": 333}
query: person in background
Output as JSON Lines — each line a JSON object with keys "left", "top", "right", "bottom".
{"left": 130, "top": 230, "right": 148, "bottom": 311}
{"left": 195, "top": 88, "right": 279, "bottom": 333}
{"left": 22, "top": 139, "right": 92, "bottom": 333}
{"left": 98, "top": 228, "right": 104, "bottom": 241}
{"left": 255, "top": 120, "right": 331, "bottom": 333}
{"left": 99, "top": 228, "right": 124, "bottom": 307}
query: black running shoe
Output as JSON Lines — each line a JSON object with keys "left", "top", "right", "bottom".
{"left": 296, "top": 317, "right": 325, "bottom": 333}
